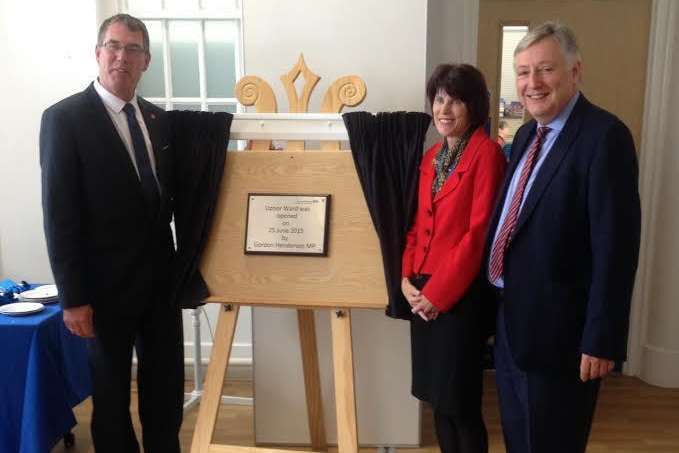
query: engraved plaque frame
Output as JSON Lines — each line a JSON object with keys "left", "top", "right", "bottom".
{"left": 244, "top": 193, "right": 331, "bottom": 256}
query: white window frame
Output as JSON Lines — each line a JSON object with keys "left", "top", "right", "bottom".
{"left": 122, "top": 0, "right": 245, "bottom": 113}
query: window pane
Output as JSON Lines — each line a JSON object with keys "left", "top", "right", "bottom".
{"left": 169, "top": 21, "right": 200, "bottom": 97}
{"left": 172, "top": 103, "right": 202, "bottom": 111}
{"left": 138, "top": 21, "right": 165, "bottom": 98}
{"left": 207, "top": 104, "right": 236, "bottom": 113}
{"left": 500, "top": 26, "right": 528, "bottom": 111}
{"left": 205, "top": 21, "right": 238, "bottom": 98}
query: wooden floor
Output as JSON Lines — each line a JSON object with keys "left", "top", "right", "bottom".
{"left": 51, "top": 373, "right": 679, "bottom": 453}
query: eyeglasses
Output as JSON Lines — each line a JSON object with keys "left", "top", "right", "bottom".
{"left": 100, "top": 40, "right": 146, "bottom": 56}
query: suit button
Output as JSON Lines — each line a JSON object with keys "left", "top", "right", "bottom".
{"left": 427, "top": 209, "right": 433, "bottom": 216}
{"left": 425, "top": 229, "right": 431, "bottom": 236}
{"left": 423, "top": 246, "right": 429, "bottom": 252}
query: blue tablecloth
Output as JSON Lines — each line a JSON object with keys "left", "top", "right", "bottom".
{"left": 0, "top": 304, "right": 91, "bottom": 453}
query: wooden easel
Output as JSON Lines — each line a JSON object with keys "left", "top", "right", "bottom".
{"left": 190, "top": 55, "right": 385, "bottom": 453}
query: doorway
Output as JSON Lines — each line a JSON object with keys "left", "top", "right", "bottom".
{"left": 477, "top": 0, "right": 651, "bottom": 150}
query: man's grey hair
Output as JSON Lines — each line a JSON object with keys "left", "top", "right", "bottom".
{"left": 514, "top": 21, "right": 581, "bottom": 65}
{"left": 97, "top": 13, "right": 150, "bottom": 55}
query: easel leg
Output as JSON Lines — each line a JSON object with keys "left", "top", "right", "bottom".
{"left": 330, "top": 309, "right": 358, "bottom": 453}
{"left": 297, "top": 309, "right": 328, "bottom": 451}
{"left": 190, "top": 304, "right": 239, "bottom": 453}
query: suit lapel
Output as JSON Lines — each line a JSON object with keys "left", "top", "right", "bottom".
{"left": 84, "top": 84, "right": 146, "bottom": 200}
{"left": 513, "top": 95, "right": 589, "bottom": 235}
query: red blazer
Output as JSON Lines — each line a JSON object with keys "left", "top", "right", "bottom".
{"left": 402, "top": 127, "right": 506, "bottom": 312}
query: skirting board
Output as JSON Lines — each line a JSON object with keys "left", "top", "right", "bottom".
{"left": 132, "top": 359, "right": 252, "bottom": 381}
{"left": 184, "top": 357, "right": 253, "bottom": 381}
{"left": 639, "top": 344, "right": 679, "bottom": 388}
{"left": 133, "top": 355, "right": 253, "bottom": 381}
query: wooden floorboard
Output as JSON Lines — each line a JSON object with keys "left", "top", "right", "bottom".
{"left": 51, "top": 373, "right": 679, "bottom": 453}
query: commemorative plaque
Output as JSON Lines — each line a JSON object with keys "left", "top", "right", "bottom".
{"left": 244, "top": 194, "right": 330, "bottom": 256}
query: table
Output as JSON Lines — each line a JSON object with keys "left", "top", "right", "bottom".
{"left": 0, "top": 303, "right": 91, "bottom": 453}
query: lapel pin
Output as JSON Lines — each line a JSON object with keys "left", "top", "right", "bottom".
{"left": 150, "top": 113, "right": 156, "bottom": 120}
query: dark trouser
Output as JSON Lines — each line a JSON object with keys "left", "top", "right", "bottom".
{"left": 434, "top": 408, "right": 488, "bottom": 453}
{"left": 494, "top": 300, "right": 600, "bottom": 453}
{"left": 88, "top": 300, "right": 184, "bottom": 453}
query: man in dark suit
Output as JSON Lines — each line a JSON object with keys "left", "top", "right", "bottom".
{"left": 484, "top": 22, "right": 641, "bottom": 453}
{"left": 40, "top": 14, "right": 182, "bottom": 453}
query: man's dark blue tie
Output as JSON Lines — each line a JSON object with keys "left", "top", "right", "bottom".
{"left": 122, "top": 103, "right": 160, "bottom": 210}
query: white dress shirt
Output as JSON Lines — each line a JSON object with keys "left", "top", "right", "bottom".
{"left": 93, "top": 79, "right": 159, "bottom": 184}
{"left": 488, "top": 92, "right": 580, "bottom": 288}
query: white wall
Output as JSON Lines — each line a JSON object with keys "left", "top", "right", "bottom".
{"left": 424, "top": 0, "right": 479, "bottom": 148}
{"left": 0, "top": 0, "right": 97, "bottom": 284}
{"left": 241, "top": 0, "right": 428, "bottom": 114}
{"left": 425, "top": 0, "right": 479, "bottom": 69}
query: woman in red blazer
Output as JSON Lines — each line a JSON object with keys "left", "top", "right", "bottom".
{"left": 401, "top": 64, "right": 505, "bottom": 453}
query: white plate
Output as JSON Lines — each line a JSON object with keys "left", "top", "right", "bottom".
{"left": 19, "top": 285, "right": 58, "bottom": 300}
{"left": 0, "top": 302, "right": 45, "bottom": 316}
{"left": 18, "top": 295, "right": 58, "bottom": 304}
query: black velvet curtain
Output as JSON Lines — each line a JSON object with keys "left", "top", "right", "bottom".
{"left": 343, "top": 111, "right": 431, "bottom": 319}
{"left": 167, "top": 111, "right": 233, "bottom": 308}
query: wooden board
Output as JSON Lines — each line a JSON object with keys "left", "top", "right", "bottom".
{"left": 200, "top": 150, "right": 388, "bottom": 309}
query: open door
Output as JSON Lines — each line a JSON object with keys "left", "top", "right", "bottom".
{"left": 477, "top": 0, "right": 651, "bottom": 150}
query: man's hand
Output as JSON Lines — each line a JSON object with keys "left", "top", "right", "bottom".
{"left": 63, "top": 305, "right": 95, "bottom": 338}
{"left": 411, "top": 295, "right": 439, "bottom": 322}
{"left": 401, "top": 277, "right": 422, "bottom": 307}
{"left": 580, "top": 353, "right": 615, "bottom": 382}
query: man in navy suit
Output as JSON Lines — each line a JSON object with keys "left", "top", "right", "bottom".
{"left": 40, "top": 14, "right": 182, "bottom": 452}
{"left": 484, "top": 22, "right": 640, "bottom": 453}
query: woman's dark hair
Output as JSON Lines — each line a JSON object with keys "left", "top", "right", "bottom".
{"left": 426, "top": 63, "right": 490, "bottom": 130}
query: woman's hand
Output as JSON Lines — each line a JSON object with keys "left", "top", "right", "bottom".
{"left": 401, "top": 277, "right": 422, "bottom": 308}
{"left": 411, "top": 295, "right": 440, "bottom": 322}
